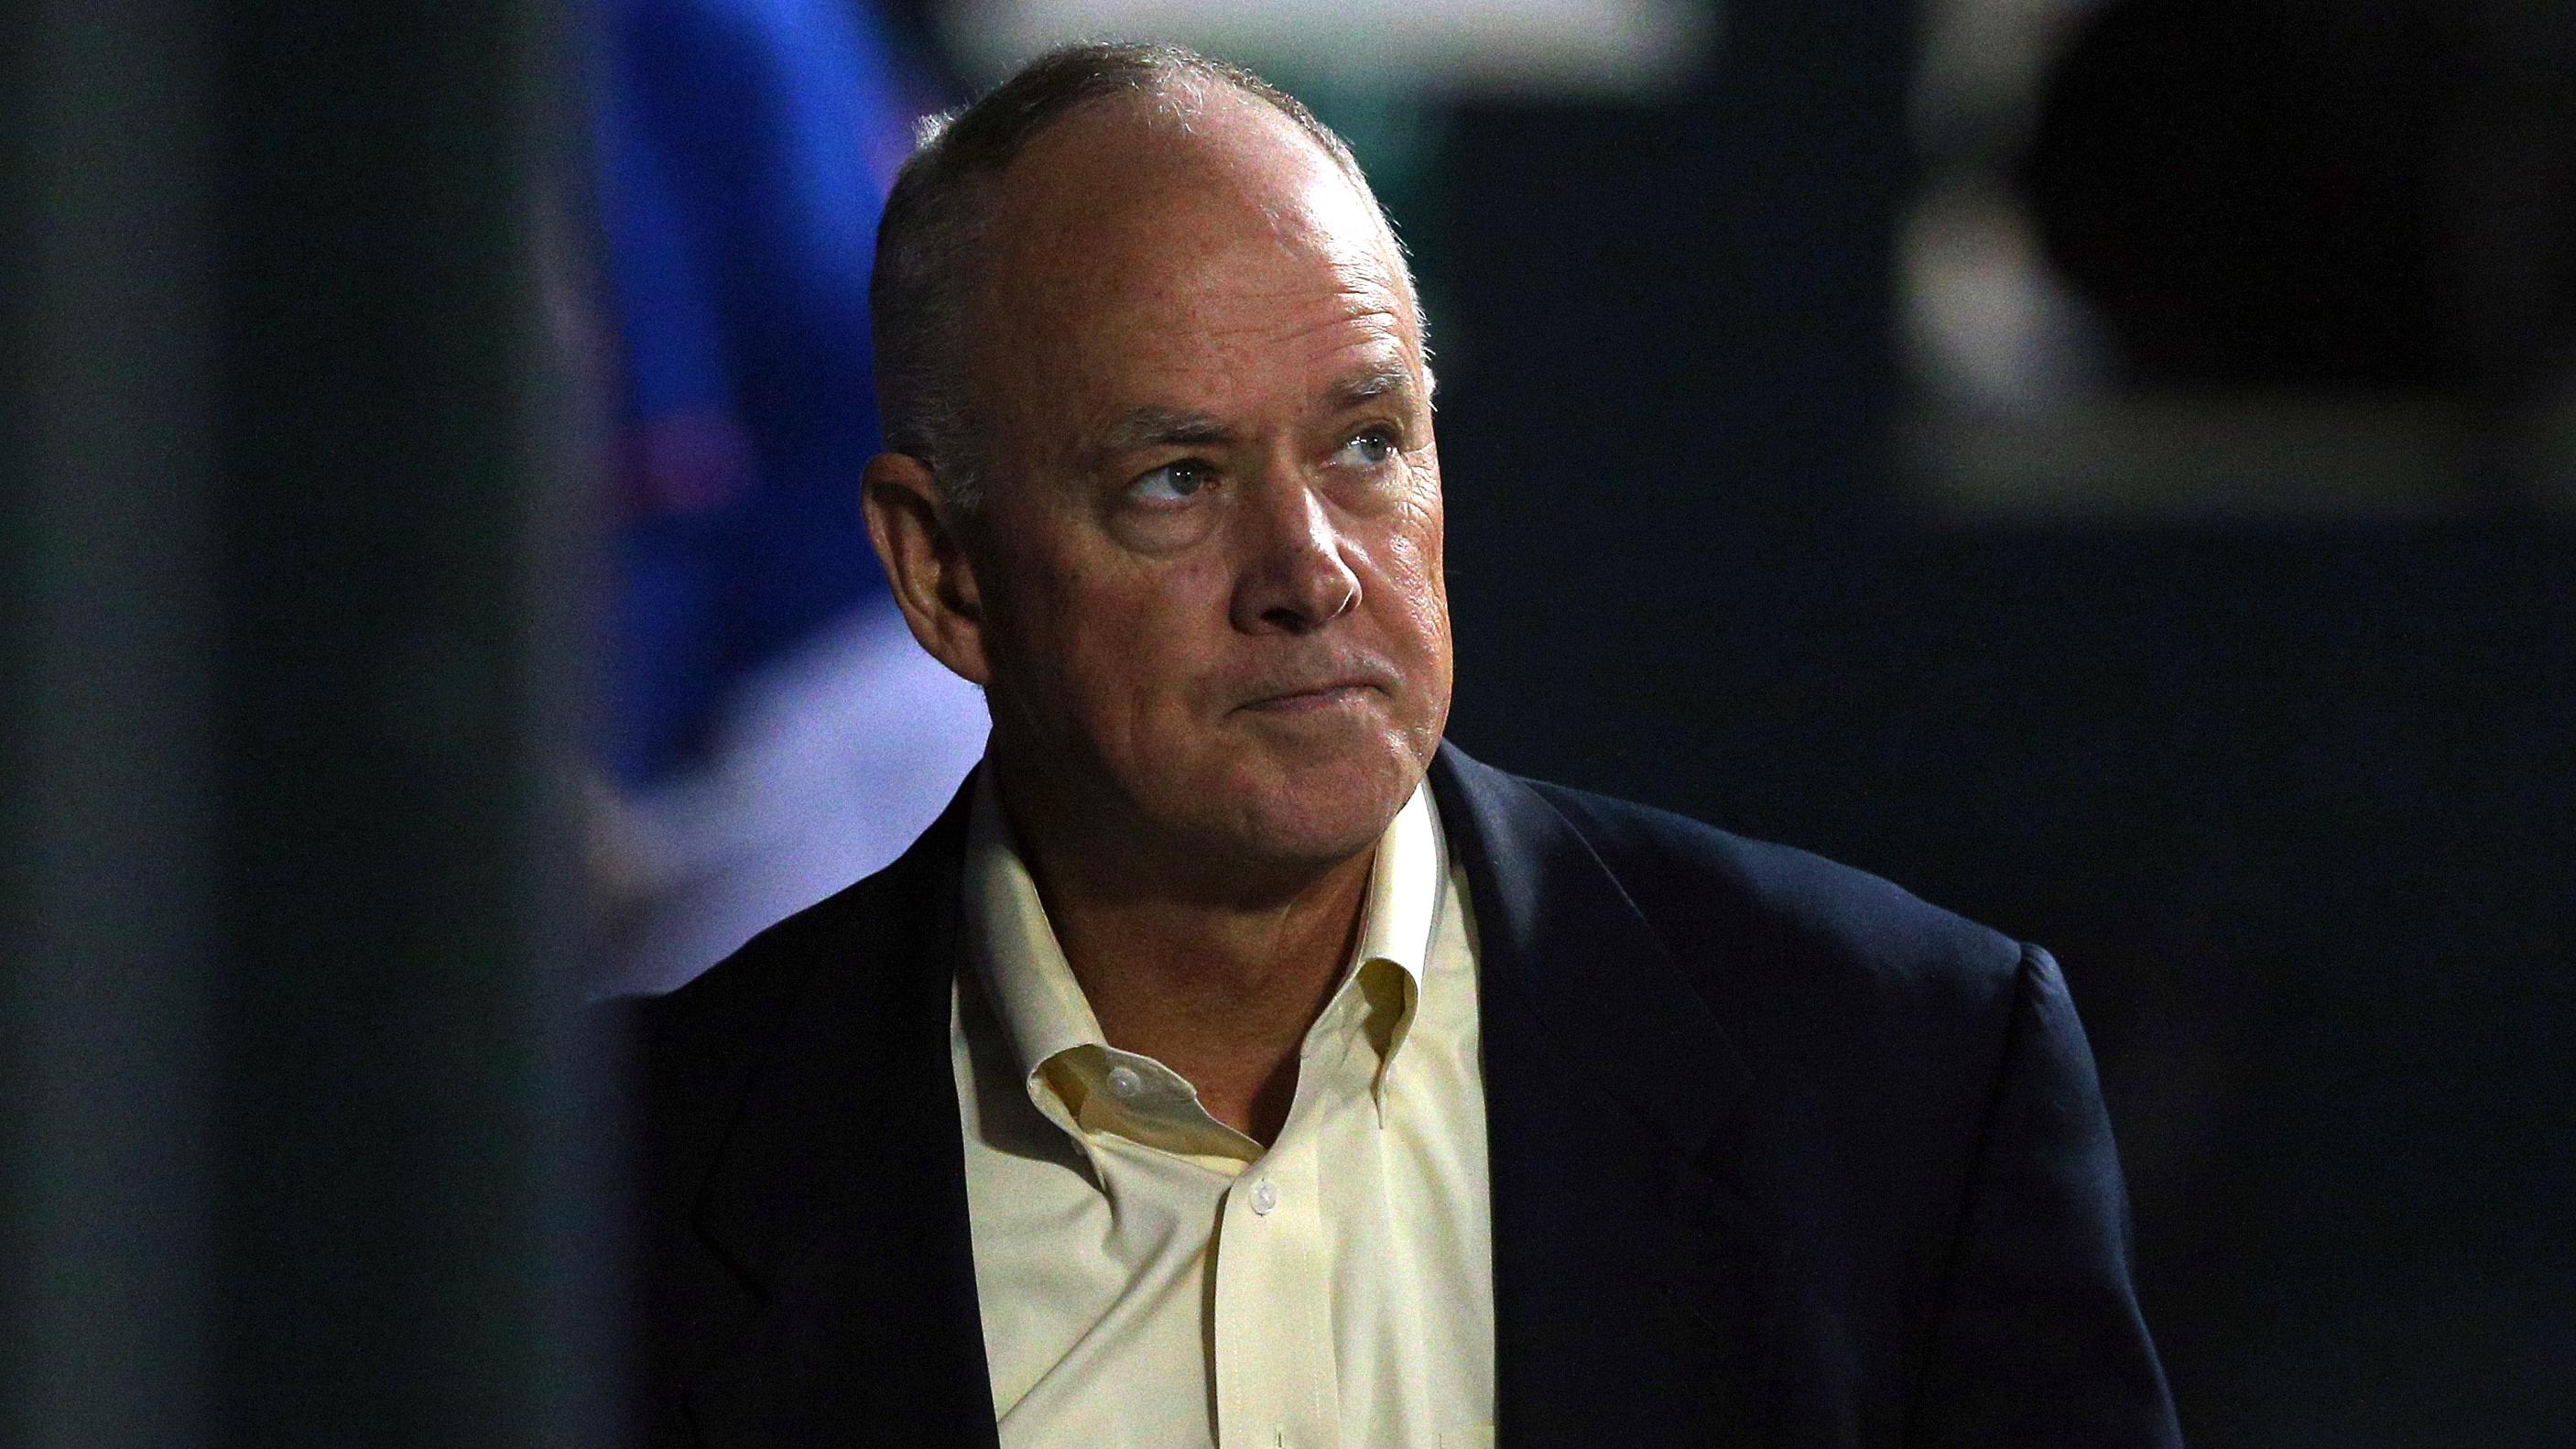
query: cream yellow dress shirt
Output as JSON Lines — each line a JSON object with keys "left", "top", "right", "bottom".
{"left": 950, "top": 775, "right": 1496, "bottom": 1449}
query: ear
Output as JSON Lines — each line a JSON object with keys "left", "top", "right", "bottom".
{"left": 862, "top": 452, "right": 993, "bottom": 686}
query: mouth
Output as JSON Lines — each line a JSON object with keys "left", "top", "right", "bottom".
{"left": 1233, "top": 659, "right": 1399, "bottom": 715}
{"left": 1239, "top": 681, "right": 1382, "bottom": 714}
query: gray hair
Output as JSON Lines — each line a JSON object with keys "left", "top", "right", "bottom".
{"left": 870, "top": 41, "right": 1409, "bottom": 517}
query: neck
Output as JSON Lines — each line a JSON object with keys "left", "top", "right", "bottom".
{"left": 991, "top": 757, "right": 1377, "bottom": 1146}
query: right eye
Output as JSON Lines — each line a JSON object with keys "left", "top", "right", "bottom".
{"left": 1128, "top": 460, "right": 1214, "bottom": 505}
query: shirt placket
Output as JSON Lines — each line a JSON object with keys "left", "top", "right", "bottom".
{"left": 1214, "top": 1096, "right": 1347, "bottom": 1447}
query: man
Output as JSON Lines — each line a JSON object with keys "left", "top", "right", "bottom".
{"left": 620, "top": 41, "right": 2183, "bottom": 1449}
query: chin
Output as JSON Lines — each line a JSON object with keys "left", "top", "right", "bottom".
{"left": 1201, "top": 729, "right": 1429, "bottom": 866}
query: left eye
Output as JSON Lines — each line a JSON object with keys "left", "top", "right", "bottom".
{"left": 1334, "top": 429, "right": 1398, "bottom": 468}
{"left": 1129, "top": 460, "right": 1213, "bottom": 503}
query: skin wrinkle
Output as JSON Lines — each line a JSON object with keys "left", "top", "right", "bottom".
{"left": 864, "top": 81, "right": 1450, "bottom": 1142}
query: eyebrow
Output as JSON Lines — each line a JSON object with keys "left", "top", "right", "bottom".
{"left": 1326, "top": 365, "right": 1420, "bottom": 414}
{"left": 1086, "top": 364, "right": 1429, "bottom": 462}
{"left": 1092, "top": 405, "right": 1236, "bottom": 460}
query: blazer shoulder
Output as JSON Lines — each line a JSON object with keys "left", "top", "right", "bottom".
{"left": 1520, "top": 777, "right": 2029, "bottom": 1000}
{"left": 608, "top": 877, "right": 854, "bottom": 1062}
{"left": 610, "top": 765, "right": 976, "bottom": 1055}
{"left": 592, "top": 866, "right": 906, "bottom": 1181}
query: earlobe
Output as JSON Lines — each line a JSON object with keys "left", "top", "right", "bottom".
{"left": 861, "top": 452, "right": 994, "bottom": 686}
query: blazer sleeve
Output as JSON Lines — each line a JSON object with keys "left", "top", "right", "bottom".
{"left": 1908, "top": 945, "right": 2185, "bottom": 1448}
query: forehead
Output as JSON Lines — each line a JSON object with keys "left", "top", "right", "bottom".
{"left": 970, "top": 88, "right": 1420, "bottom": 435}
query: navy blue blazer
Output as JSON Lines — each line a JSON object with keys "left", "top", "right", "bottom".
{"left": 620, "top": 744, "right": 2182, "bottom": 1447}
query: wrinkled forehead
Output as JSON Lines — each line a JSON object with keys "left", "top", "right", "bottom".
{"left": 969, "top": 87, "right": 1422, "bottom": 389}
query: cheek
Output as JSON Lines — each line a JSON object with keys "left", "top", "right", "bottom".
{"left": 1036, "top": 556, "right": 1229, "bottom": 723}
{"left": 1375, "top": 492, "right": 1452, "bottom": 654}
{"left": 982, "top": 540, "right": 1114, "bottom": 725}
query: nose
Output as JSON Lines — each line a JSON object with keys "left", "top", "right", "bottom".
{"left": 1230, "top": 476, "right": 1360, "bottom": 636}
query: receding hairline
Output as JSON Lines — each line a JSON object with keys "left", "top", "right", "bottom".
{"left": 949, "top": 70, "right": 1408, "bottom": 294}
{"left": 910, "top": 45, "right": 1370, "bottom": 197}
{"left": 870, "top": 41, "right": 1426, "bottom": 515}
{"left": 987, "top": 93, "right": 1412, "bottom": 299}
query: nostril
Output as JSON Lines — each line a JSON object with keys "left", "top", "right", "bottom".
{"left": 1229, "top": 485, "right": 1362, "bottom": 633}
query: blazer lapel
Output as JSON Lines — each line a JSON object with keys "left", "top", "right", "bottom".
{"left": 682, "top": 779, "right": 1000, "bottom": 1449}
{"left": 1431, "top": 746, "right": 1778, "bottom": 1449}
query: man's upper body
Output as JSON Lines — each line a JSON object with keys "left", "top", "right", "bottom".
{"left": 615, "top": 40, "right": 2183, "bottom": 1449}
{"left": 625, "top": 744, "right": 2178, "bottom": 1448}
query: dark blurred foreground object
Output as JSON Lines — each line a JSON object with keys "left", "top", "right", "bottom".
{"left": 4, "top": 1, "right": 609, "bottom": 1444}
{"left": 2026, "top": 0, "right": 2576, "bottom": 397}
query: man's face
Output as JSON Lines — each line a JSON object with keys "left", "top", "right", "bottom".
{"left": 959, "top": 92, "right": 1451, "bottom": 872}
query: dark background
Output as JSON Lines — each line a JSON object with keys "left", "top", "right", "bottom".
{"left": 1419, "top": 2, "right": 2576, "bottom": 1442}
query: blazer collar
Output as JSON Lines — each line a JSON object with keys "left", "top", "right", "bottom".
{"left": 1430, "top": 744, "right": 1777, "bottom": 1448}
{"left": 1428, "top": 743, "right": 1754, "bottom": 1156}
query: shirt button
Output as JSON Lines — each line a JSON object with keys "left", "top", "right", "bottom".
{"left": 1249, "top": 1179, "right": 1278, "bottom": 1215}
{"left": 1104, "top": 1065, "right": 1144, "bottom": 1099}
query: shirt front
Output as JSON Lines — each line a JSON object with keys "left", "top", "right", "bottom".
{"left": 950, "top": 775, "right": 1495, "bottom": 1449}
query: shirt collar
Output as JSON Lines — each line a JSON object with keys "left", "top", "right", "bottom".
{"left": 962, "top": 771, "right": 1447, "bottom": 1111}
{"left": 961, "top": 772, "right": 1106, "bottom": 1087}
{"left": 1343, "top": 781, "right": 1440, "bottom": 1089}
{"left": 1357, "top": 781, "right": 1440, "bottom": 975}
